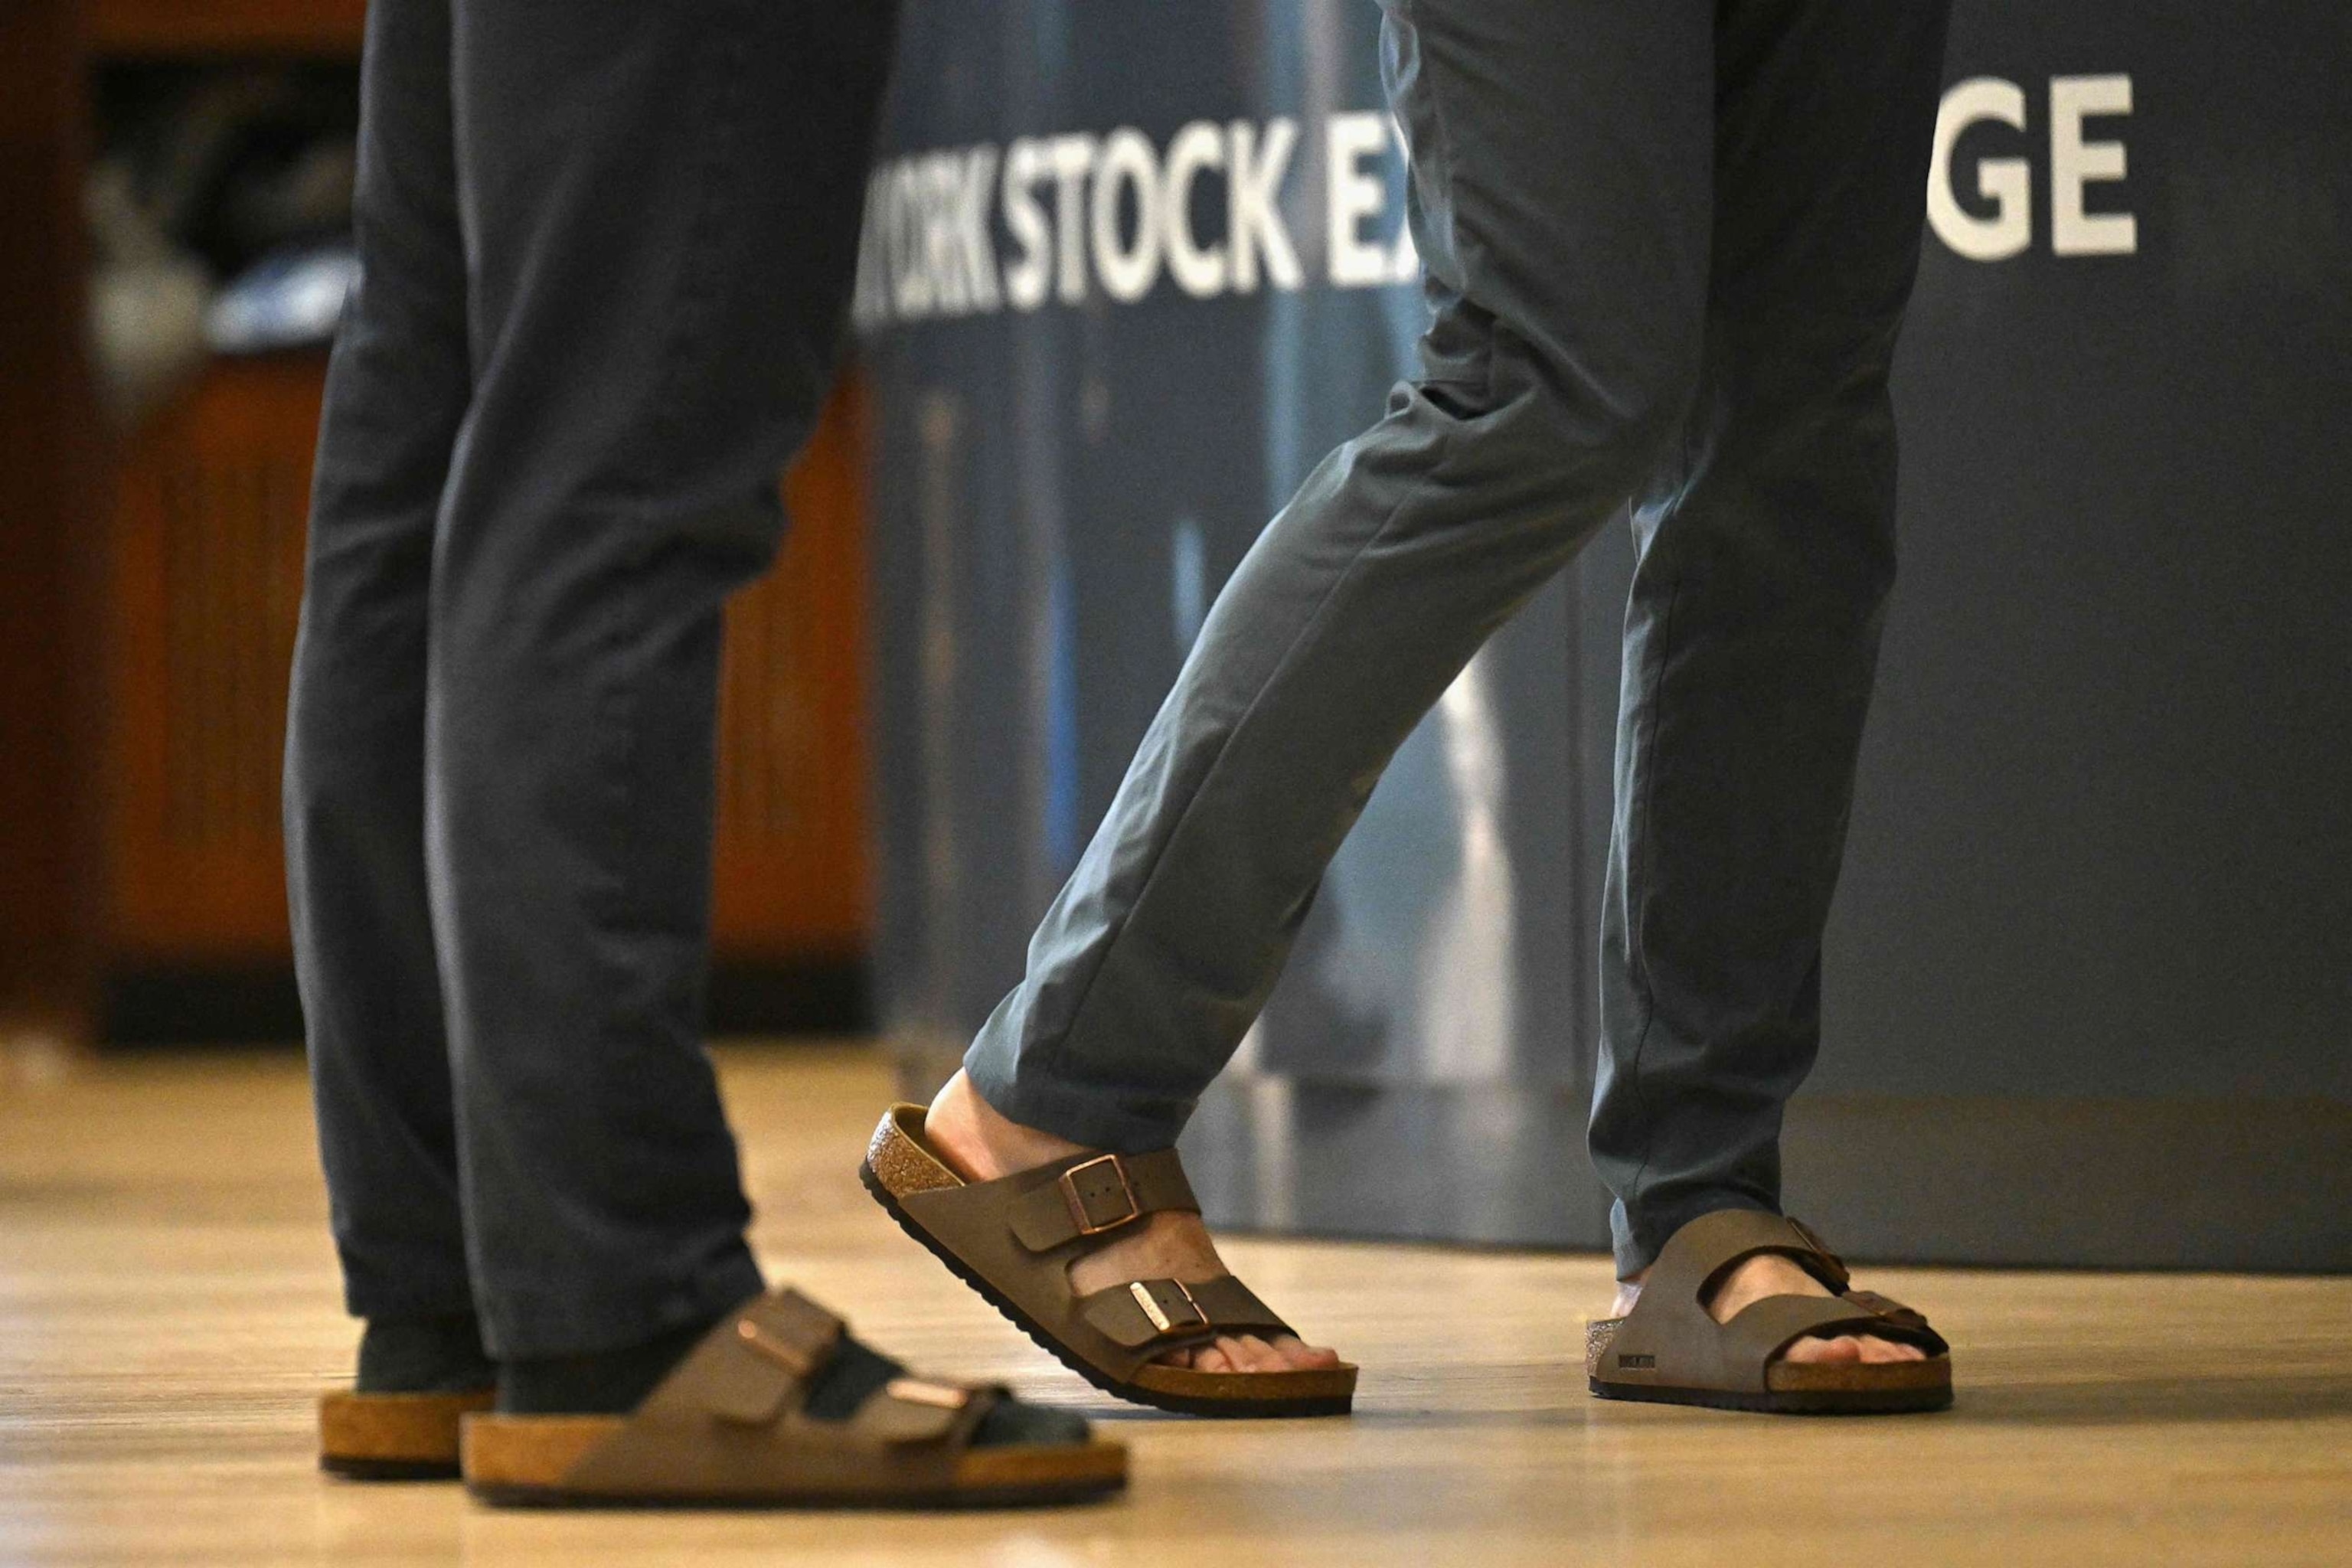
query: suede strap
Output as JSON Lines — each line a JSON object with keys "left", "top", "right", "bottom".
{"left": 556, "top": 1289, "right": 1002, "bottom": 1498}
{"left": 1599, "top": 1210, "right": 1947, "bottom": 1395}
{"left": 1076, "top": 1274, "right": 1289, "bottom": 1351}
{"left": 1005, "top": 1148, "right": 1200, "bottom": 1252}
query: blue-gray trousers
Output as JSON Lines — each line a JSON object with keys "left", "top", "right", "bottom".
{"left": 285, "top": 0, "right": 894, "bottom": 1357}
{"left": 966, "top": 0, "right": 1955, "bottom": 1275}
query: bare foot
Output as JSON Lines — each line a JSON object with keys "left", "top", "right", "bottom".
{"left": 923, "top": 1071, "right": 1344, "bottom": 1375}
{"left": 1611, "top": 1249, "right": 1928, "bottom": 1366}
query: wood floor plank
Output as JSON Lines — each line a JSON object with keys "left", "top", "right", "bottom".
{"left": 1, "top": 1045, "right": 2344, "bottom": 1565}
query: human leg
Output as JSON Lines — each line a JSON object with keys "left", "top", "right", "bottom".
{"left": 424, "top": 0, "right": 892, "bottom": 1364}
{"left": 288, "top": 0, "right": 481, "bottom": 1351}
{"left": 1589, "top": 0, "right": 1956, "bottom": 1377}
{"left": 1591, "top": 0, "right": 1955, "bottom": 1279}
{"left": 927, "top": 0, "right": 1722, "bottom": 1382}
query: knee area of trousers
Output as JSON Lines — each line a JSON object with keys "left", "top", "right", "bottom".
{"left": 1443, "top": 381, "right": 1694, "bottom": 514}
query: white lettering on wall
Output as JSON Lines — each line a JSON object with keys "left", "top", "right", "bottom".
{"left": 1091, "top": 128, "right": 1164, "bottom": 302}
{"left": 1047, "top": 133, "right": 1096, "bottom": 304}
{"left": 1001, "top": 139, "right": 1052, "bottom": 312}
{"left": 1929, "top": 73, "right": 2137, "bottom": 263}
{"left": 852, "top": 80, "right": 2134, "bottom": 328}
{"left": 1929, "top": 77, "right": 2032, "bottom": 262}
{"left": 1326, "top": 113, "right": 1393, "bottom": 288}
{"left": 1163, "top": 120, "right": 1230, "bottom": 298}
{"left": 2050, "top": 74, "right": 2138, "bottom": 256}
{"left": 1227, "top": 117, "right": 1302, "bottom": 295}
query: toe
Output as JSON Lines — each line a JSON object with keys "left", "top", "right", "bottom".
{"left": 1857, "top": 1335, "right": 1928, "bottom": 1364}
{"left": 1271, "top": 1334, "right": 1344, "bottom": 1371}
{"left": 1184, "top": 1342, "right": 1236, "bottom": 1374}
{"left": 1782, "top": 1333, "right": 1864, "bottom": 1365}
{"left": 1223, "top": 1334, "right": 1283, "bottom": 1372}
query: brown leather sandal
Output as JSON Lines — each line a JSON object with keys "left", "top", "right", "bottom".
{"left": 461, "top": 1288, "right": 1126, "bottom": 1508}
{"left": 1586, "top": 1209, "right": 1952, "bottom": 1415}
{"left": 862, "top": 1103, "right": 1357, "bottom": 1418}
{"left": 318, "top": 1389, "right": 494, "bottom": 1478}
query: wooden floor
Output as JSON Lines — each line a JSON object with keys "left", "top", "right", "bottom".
{"left": 2, "top": 1045, "right": 2346, "bottom": 1566}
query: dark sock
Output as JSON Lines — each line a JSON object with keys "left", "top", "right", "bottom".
{"left": 498, "top": 1317, "right": 715, "bottom": 1415}
{"left": 498, "top": 1313, "right": 1086, "bottom": 1446}
{"left": 795, "top": 1335, "right": 1090, "bottom": 1447}
{"left": 355, "top": 1314, "right": 495, "bottom": 1394}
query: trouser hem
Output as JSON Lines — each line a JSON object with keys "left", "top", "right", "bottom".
{"left": 475, "top": 1243, "right": 765, "bottom": 1362}
{"left": 345, "top": 1284, "right": 480, "bottom": 1324}
{"left": 963, "top": 1027, "right": 1191, "bottom": 1154}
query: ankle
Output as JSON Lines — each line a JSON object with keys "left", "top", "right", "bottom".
{"left": 925, "top": 1070, "right": 1087, "bottom": 1182}
{"left": 497, "top": 1315, "right": 720, "bottom": 1416}
{"left": 357, "top": 1312, "right": 495, "bottom": 1394}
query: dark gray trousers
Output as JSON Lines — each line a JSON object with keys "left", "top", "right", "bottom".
{"left": 965, "top": 0, "right": 1954, "bottom": 1275}
{"left": 286, "top": 0, "right": 894, "bottom": 1357}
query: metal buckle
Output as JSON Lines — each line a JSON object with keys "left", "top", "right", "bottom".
{"left": 736, "top": 1318, "right": 821, "bottom": 1376}
{"left": 1788, "top": 1217, "right": 1841, "bottom": 1263}
{"left": 885, "top": 1376, "right": 972, "bottom": 1411}
{"left": 1786, "top": 1216, "right": 1848, "bottom": 1285}
{"left": 1128, "top": 1279, "right": 1206, "bottom": 1336}
{"left": 1059, "top": 1152, "right": 1142, "bottom": 1236}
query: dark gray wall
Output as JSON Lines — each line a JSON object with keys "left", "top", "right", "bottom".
{"left": 858, "top": 2, "right": 2352, "bottom": 1269}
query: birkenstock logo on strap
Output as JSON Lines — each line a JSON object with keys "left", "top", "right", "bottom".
{"left": 1129, "top": 1279, "right": 1207, "bottom": 1334}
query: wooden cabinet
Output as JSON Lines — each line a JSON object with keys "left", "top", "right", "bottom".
{"left": 102, "top": 357, "right": 874, "bottom": 969}
{"left": 87, "top": 0, "right": 367, "bottom": 56}
{"left": 8, "top": 2, "right": 874, "bottom": 1043}
{"left": 0, "top": 1, "right": 105, "bottom": 1047}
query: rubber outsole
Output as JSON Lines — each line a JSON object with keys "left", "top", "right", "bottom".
{"left": 319, "top": 1453, "right": 462, "bottom": 1481}
{"left": 467, "top": 1477, "right": 1125, "bottom": 1511}
{"left": 860, "top": 1159, "right": 1354, "bottom": 1419}
{"left": 1588, "top": 1377, "right": 1954, "bottom": 1415}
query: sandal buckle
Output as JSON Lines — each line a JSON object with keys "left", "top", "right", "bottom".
{"left": 885, "top": 1377, "right": 972, "bottom": 1411}
{"left": 736, "top": 1318, "right": 822, "bottom": 1377}
{"left": 1059, "top": 1153, "right": 1142, "bottom": 1236}
{"left": 1129, "top": 1279, "right": 1207, "bottom": 1335}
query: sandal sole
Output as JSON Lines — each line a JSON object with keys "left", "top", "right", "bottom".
{"left": 1588, "top": 1375, "right": 1953, "bottom": 1415}
{"left": 462, "top": 1413, "right": 1127, "bottom": 1509}
{"left": 1584, "top": 1314, "right": 1953, "bottom": 1415}
{"left": 319, "top": 1454, "right": 464, "bottom": 1481}
{"left": 318, "top": 1389, "right": 492, "bottom": 1481}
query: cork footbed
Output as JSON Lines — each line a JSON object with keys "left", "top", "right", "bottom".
{"left": 864, "top": 1105, "right": 1357, "bottom": 1416}
{"left": 460, "top": 1413, "right": 1128, "bottom": 1508}
{"left": 317, "top": 1389, "right": 494, "bottom": 1478}
{"left": 1583, "top": 1318, "right": 1953, "bottom": 1413}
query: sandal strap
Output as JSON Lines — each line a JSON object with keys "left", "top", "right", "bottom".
{"left": 1717, "top": 1294, "right": 1895, "bottom": 1371}
{"left": 877, "top": 1107, "right": 1330, "bottom": 1388}
{"left": 697, "top": 1288, "right": 847, "bottom": 1424}
{"left": 1717, "top": 1288, "right": 1950, "bottom": 1370}
{"left": 1076, "top": 1275, "right": 1291, "bottom": 1351}
{"left": 1602, "top": 1213, "right": 1948, "bottom": 1393}
{"left": 1642, "top": 1209, "right": 1850, "bottom": 1314}
{"left": 845, "top": 1374, "right": 1004, "bottom": 1447}
{"left": 1006, "top": 1148, "right": 1199, "bottom": 1252}
{"left": 555, "top": 1289, "right": 999, "bottom": 1498}
{"left": 1840, "top": 1287, "right": 1943, "bottom": 1344}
